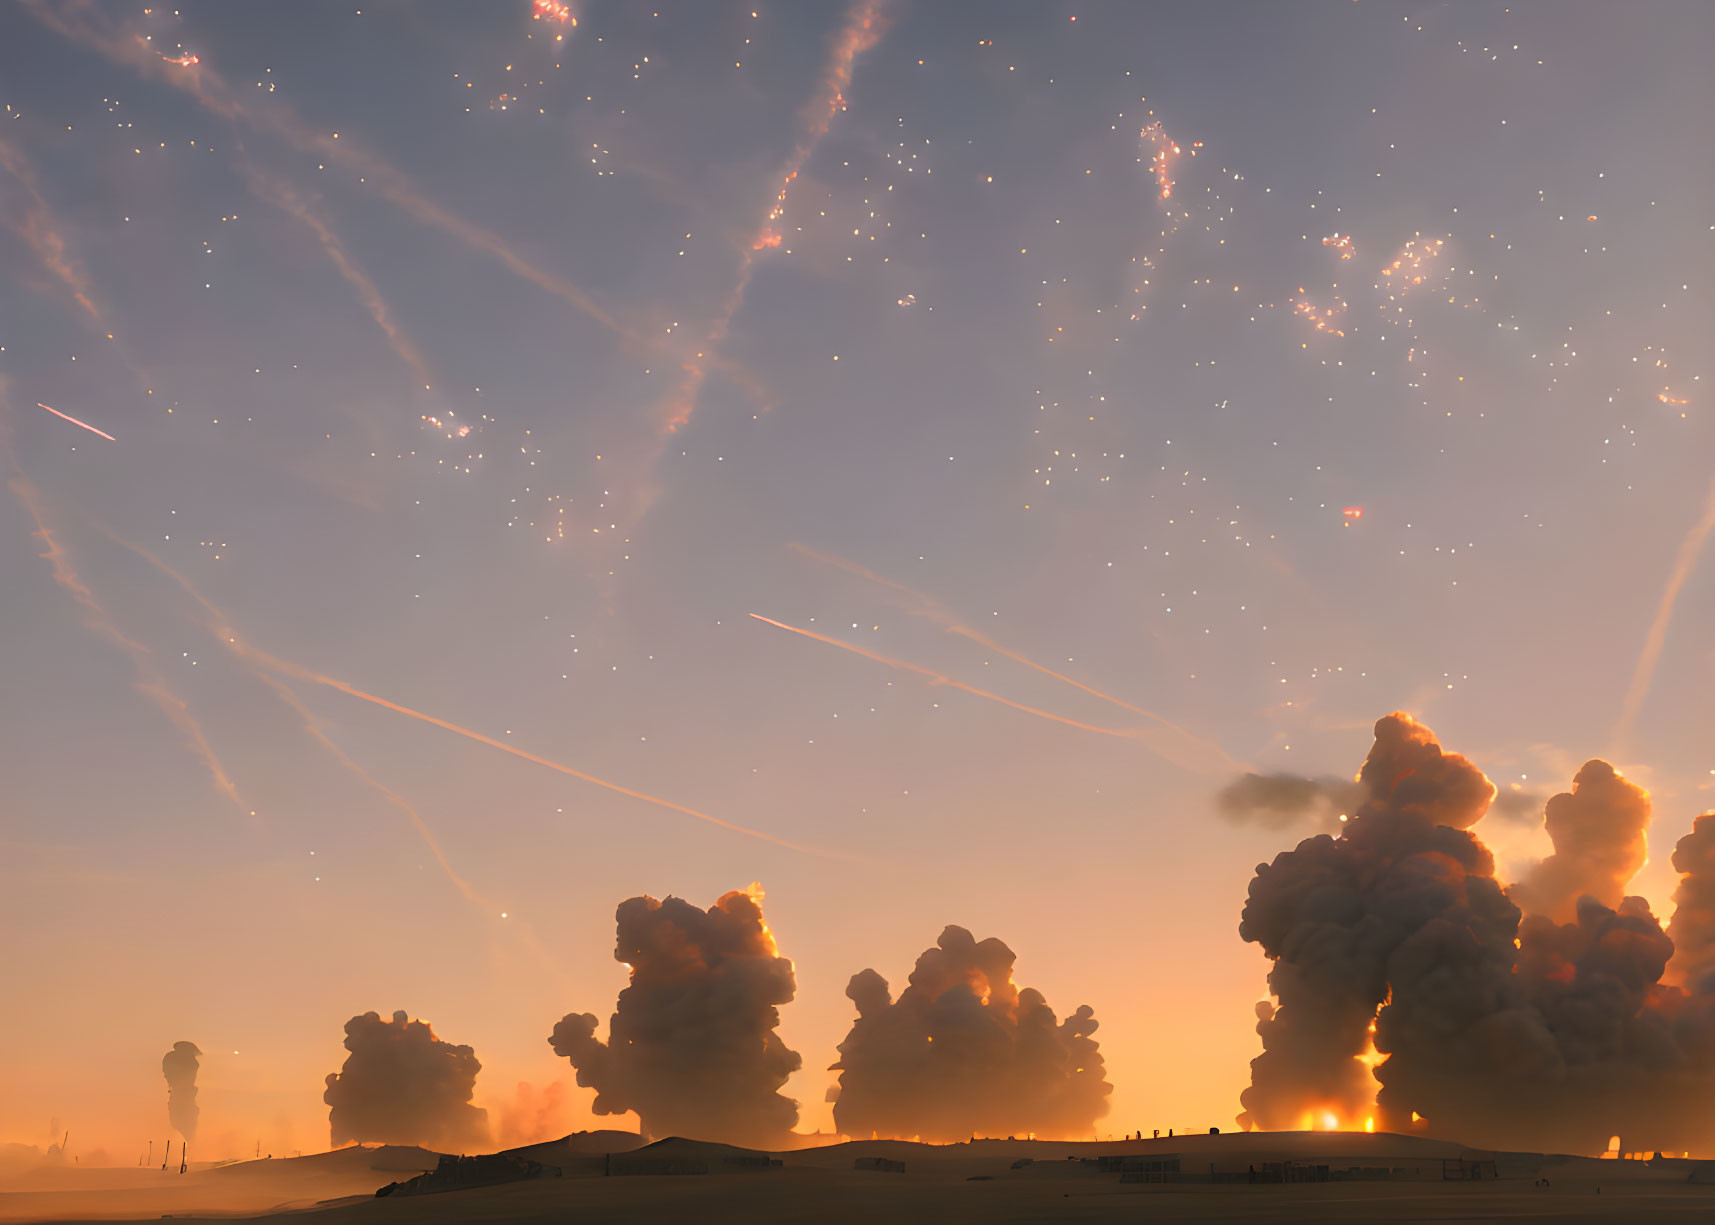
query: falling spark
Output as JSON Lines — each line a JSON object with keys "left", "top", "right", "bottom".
{"left": 1658, "top": 391, "right": 1689, "bottom": 406}
{"left": 1322, "top": 233, "right": 1355, "bottom": 260}
{"left": 160, "top": 51, "right": 199, "bottom": 67}
{"left": 1342, "top": 506, "right": 1364, "bottom": 521}
{"left": 36, "top": 402, "right": 116, "bottom": 442}
{"left": 531, "top": 0, "right": 575, "bottom": 23}
{"left": 1293, "top": 292, "right": 1347, "bottom": 338}
{"left": 1139, "top": 121, "right": 1181, "bottom": 200}
{"left": 1612, "top": 476, "right": 1715, "bottom": 748}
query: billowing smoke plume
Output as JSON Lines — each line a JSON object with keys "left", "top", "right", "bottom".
{"left": 161, "top": 1042, "right": 201, "bottom": 1140}
{"left": 828, "top": 925, "right": 1111, "bottom": 1142}
{"left": 1238, "top": 712, "right": 1715, "bottom": 1154}
{"left": 323, "top": 1010, "right": 490, "bottom": 1151}
{"left": 1217, "top": 773, "right": 1364, "bottom": 830}
{"left": 1510, "top": 760, "right": 1651, "bottom": 922}
{"left": 549, "top": 887, "right": 801, "bottom": 1148}
{"left": 1669, "top": 814, "right": 1715, "bottom": 991}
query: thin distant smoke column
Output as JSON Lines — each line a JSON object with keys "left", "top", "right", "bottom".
{"left": 1613, "top": 476, "right": 1715, "bottom": 748}
{"left": 829, "top": 925, "right": 1112, "bottom": 1142}
{"left": 18, "top": 0, "right": 634, "bottom": 346}
{"left": 161, "top": 1042, "right": 201, "bottom": 1140}
{"left": 789, "top": 544, "right": 1237, "bottom": 775}
{"left": 0, "top": 129, "right": 100, "bottom": 320}
{"left": 234, "top": 157, "right": 434, "bottom": 391}
{"left": 324, "top": 1011, "right": 490, "bottom": 1151}
{"left": 549, "top": 887, "right": 801, "bottom": 1148}
{"left": 4, "top": 473, "right": 249, "bottom": 818}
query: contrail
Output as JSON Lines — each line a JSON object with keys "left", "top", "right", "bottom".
{"left": 19, "top": 0, "right": 636, "bottom": 348}
{"left": 1613, "top": 475, "right": 1715, "bottom": 748}
{"left": 234, "top": 157, "right": 434, "bottom": 391}
{"left": 787, "top": 545, "right": 1240, "bottom": 774}
{"left": 5, "top": 474, "right": 248, "bottom": 817}
{"left": 656, "top": 0, "right": 889, "bottom": 437}
{"left": 269, "top": 664, "right": 827, "bottom": 855}
{"left": 103, "top": 537, "right": 826, "bottom": 857}
{"left": 36, "top": 402, "right": 116, "bottom": 442}
{"left": 749, "top": 612, "right": 1232, "bottom": 776}
{"left": 0, "top": 128, "right": 101, "bottom": 321}
{"left": 109, "top": 536, "right": 489, "bottom": 905}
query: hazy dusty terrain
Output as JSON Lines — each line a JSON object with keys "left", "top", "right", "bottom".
{"left": 7, "top": 1132, "right": 1715, "bottom": 1224}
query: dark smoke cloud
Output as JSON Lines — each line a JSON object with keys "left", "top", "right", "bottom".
{"left": 161, "top": 1042, "right": 201, "bottom": 1140}
{"left": 323, "top": 1010, "right": 490, "bottom": 1151}
{"left": 828, "top": 925, "right": 1112, "bottom": 1142}
{"left": 549, "top": 887, "right": 801, "bottom": 1148}
{"left": 1669, "top": 813, "right": 1715, "bottom": 992}
{"left": 1238, "top": 712, "right": 1500, "bottom": 1132}
{"left": 1240, "top": 713, "right": 1715, "bottom": 1154}
{"left": 1510, "top": 760, "right": 1651, "bottom": 922}
{"left": 1216, "top": 773, "right": 1364, "bottom": 830}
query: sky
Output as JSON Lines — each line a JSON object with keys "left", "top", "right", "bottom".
{"left": 2, "top": 0, "right": 1713, "bottom": 1163}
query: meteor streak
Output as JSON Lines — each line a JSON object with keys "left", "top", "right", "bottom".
{"left": 36, "top": 402, "right": 116, "bottom": 441}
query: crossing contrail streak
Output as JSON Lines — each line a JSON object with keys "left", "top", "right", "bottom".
{"left": 785, "top": 545, "right": 1240, "bottom": 776}
{"left": 234, "top": 158, "right": 435, "bottom": 392}
{"left": 748, "top": 612, "right": 1236, "bottom": 776}
{"left": 106, "top": 536, "right": 828, "bottom": 857}
{"left": 6, "top": 475, "right": 247, "bottom": 816}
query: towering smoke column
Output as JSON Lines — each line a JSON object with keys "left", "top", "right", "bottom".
{"left": 828, "top": 925, "right": 1111, "bottom": 1142}
{"left": 323, "top": 1011, "right": 490, "bottom": 1151}
{"left": 1238, "top": 712, "right": 1500, "bottom": 1132}
{"left": 549, "top": 886, "right": 801, "bottom": 1148}
{"left": 1668, "top": 814, "right": 1715, "bottom": 992}
{"left": 1238, "top": 714, "right": 1715, "bottom": 1153}
{"left": 161, "top": 1042, "right": 201, "bottom": 1140}
{"left": 1510, "top": 760, "right": 1651, "bottom": 922}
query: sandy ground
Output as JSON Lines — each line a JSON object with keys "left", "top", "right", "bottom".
{"left": 7, "top": 1133, "right": 1713, "bottom": 1224}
